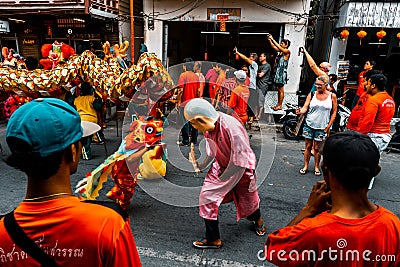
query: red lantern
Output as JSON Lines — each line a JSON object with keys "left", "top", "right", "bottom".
{"left": 356, "top": 30, "right": 367, "bottom": 45}
{"left": 340, "top": 29, "right": 349, "bottom": 42}
{"left": 376, "top": 29, "right": 386, "bottom": 42}
{"left": 397, "top": 33, "right": 400, "bottom": 46}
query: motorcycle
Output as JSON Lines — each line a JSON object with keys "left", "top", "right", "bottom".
{"left": 279, "top": 102, "right": 301, "bottom": 140}
{"left": 387, "top": 120, "right": 400, "bottom": 153}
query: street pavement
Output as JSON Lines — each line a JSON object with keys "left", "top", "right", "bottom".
{"left": 1, "top": 112, "right": 399, "bottom": 267}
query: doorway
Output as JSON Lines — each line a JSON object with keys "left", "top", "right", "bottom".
{"left": 0, "top": 37, "right": 19, "bottom": 59}
{"left": 166, "top": 21, "right": 282, "bottom": 68}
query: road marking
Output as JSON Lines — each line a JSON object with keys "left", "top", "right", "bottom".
{"left": 137, "top": 246, "right": 265, "bottom": 266}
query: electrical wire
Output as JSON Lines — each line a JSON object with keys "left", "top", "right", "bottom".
{"left": 165, "top": 0, "right": 206, "bottom": 21}
{"left": 156, "top": 0, "right": 197, "bottom": 16}
{"left": 248, "top": 0, "right": 308, "bottom": 20}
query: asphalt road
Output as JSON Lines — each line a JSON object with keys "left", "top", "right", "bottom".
{"left": 1, "top": 113, "right": 399, "bottom": 267}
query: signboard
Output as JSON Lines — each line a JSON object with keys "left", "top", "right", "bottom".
{"left": 338, "top": 2, "right": 400, "bottom": 28}
{"left": 22, "top": 39, "right": 36, "bottom": 46}
{"left": 0, "top": 20, "right": 10, "bottom": 33}
{"left": 207, "top": 8, "right": 241, "bottom": 21}
{"left": 337, "top": 60, "right": 350, "bottom": 80}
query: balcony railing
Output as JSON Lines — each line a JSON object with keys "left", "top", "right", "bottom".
{"left": 0, "top": 0, "right": 119, "bottom": 15}
{"left": 2, "top": 0, "right": 85, "bottom": 4}
{"left": 90, "top": 0, "right": 119, "bottom": 14}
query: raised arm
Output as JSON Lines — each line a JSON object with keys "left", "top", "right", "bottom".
{"left": 300, "top": 47, "right": 326, "bottom": 77}
{"left": 267, "top": 37, "right": 279, "bottom": 52}
{"left": 234, "top": 47, "right": 253, "bottom": 66}
{"left": 267, "top": 34, "right": 290, "bottom": 55}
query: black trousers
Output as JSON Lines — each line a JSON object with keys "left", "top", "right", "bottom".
{"left": 204, "top": 208, "right": 261, "bottom": 241}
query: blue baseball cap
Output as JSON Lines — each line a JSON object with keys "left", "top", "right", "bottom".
{"left": 6, "top": 98, "right": 100, "bottom": 157}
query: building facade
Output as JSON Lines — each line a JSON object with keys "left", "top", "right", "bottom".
{"left": 0, "top": 0, "right": 144, "bottom": 64}
{"left": 312, "top": 0, "right": 400, "bottom": 110}
{"left": 143, "top": 0, "right": 312, "bottom": 95}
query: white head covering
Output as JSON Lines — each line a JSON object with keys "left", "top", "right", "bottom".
{"left": 184, "top": 98, "right": 219, "bottom": 121}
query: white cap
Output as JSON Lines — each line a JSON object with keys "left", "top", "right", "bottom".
{"left": 234, "top": 70, "right": 247, "bottom": 81}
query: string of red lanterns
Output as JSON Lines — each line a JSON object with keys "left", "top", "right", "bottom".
{"left": 339, "top": 28, "right": 396, "bottom": 45}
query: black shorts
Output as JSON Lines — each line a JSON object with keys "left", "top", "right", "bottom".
{"left": 247, "top": 89, "right": 258, "bottom": 116}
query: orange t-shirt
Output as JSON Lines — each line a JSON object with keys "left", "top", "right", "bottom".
{"left": 266, "top": 206, "right": 400, "bottom": 267}
{"left": 357, "top": 91, "right": 395, "bottom": 134}
{"left": 347, "top": 92, "right": 370, "bottom": 131}
{"left": 0, "top": 197, "right": 142, "bottom": 267}
{"left": 177, "top": 71, "right": 199, "bottom": 107}
{"left": 356, "top": 70, "right": 367, "bottom": 97}
{"left": 228, "top": 84, "right": 250, "bottom": 124}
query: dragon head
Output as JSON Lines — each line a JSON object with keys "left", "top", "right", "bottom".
{"left": 125, "top": 116, "right": 164, "bottom": 150}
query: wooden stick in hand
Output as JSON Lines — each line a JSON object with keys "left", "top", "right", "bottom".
{"left": 189, "top": 143, "right": 201, "bottom": 175}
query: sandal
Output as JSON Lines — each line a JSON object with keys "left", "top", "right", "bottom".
{"left": 193, "top": 238, "right": 222, "bottom": 249}
{"left": 314, "top": 170, "right": 321, "bottom": 176}
{"left": 254, "top": 223, "right": 267, "bottom": 236}
{"left": 299, "top": 168, "right": 308, "bottom": 175}
{"left": 246, "top": 122, "right": 252, "bottom": 130}
{"left": 272, "top": 106, "right": 282, "bottom": 111}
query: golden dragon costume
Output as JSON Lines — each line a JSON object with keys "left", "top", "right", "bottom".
{"left": 1, "top": 41, "right": 175, "bottom": 210}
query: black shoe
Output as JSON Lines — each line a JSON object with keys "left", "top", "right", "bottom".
{"left": 93, "top": 141, "right": 104, "bottom": 145}
{"left": 177, "top": 141, "right": 190, "bottom": 147}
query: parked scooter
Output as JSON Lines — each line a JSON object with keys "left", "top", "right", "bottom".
{"left": 279, "top": 102, "right": 301, "bottom": 140}
{"left": 387, "top": 120, "right": 400, "bottom": 153}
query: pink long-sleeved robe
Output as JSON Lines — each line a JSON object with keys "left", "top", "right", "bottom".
{"left": 200, "top": 112, "right": 260, "bottom": 221}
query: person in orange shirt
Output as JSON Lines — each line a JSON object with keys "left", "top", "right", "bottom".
{"left": 356, "top": 73, "right": 395, "bottom": 189}
{"left": 346, "top": 69, "right": 380, "bottom": 131}
{"left": 1, "top": 98, "right": 141, "bottom": 267}
{"left": 228, "top": 70, "right": 250, "bottom": 125}
{"left": 194, "top": 61, "right": 205, "bottom": 97}
{"left": 352, "top": 60, "right": 375, "bottom": 109}
{"left": 176, "top": 58, "right": 200, "bottom": 146}
{"left": 357, "top": 73, "right": 395, "bottom": 153}
{"left": 265, "top": 131, "right": 400, "bottom": 266}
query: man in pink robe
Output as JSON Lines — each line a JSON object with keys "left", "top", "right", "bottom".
{"left": 184, "top": 98, "right": 266, "bottom": 249}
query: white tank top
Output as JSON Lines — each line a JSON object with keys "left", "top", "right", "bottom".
{"left": 306, "top": 92, "right": 333, "bottom": 130}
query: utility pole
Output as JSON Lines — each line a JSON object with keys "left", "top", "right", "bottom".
{"left": 130, "top": 0, "right": 134, "bottom": 62}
